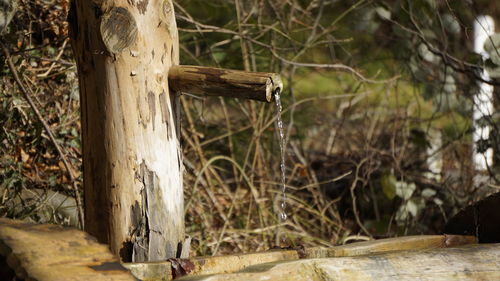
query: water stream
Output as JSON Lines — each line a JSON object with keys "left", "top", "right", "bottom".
{"left": 274, "top": 88, "right": 287, "bottom": 222}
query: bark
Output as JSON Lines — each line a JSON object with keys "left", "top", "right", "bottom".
{"left": 69, "top": 0, "right": 184, "bottom": 262}
{"left": 168, "top": 65, "right": 283, "bottom": 102}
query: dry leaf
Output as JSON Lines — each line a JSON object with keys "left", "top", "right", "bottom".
{"left": 20, "top": 148, "right": 29, "bottom": 162}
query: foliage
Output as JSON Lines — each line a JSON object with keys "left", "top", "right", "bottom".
{"left": 175, "top": 0, "right": 499, "bottom": 254}
{"left": 0, "top": 0, "right": 78, "bottom": 225}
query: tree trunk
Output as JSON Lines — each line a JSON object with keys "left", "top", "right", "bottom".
{"left": 69, "top": 0, "right": 184, "bottom": 262}
{"left": 472, "top": 15, "right": 495, "bottom": 172}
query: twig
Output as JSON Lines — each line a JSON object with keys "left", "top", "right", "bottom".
{"left": 1, "top": 41, "right": 84, "bottom": 229}
{"left": 37, "top": 38, "right": 69, "bottom": 78}
{"left": 349, "top": 158, "right": 372, "bottom": 238}
{"left": 270, "top": 49, "right": 400, "bottom": 84}
{"left": 21, "top": 55, "right": 74, "bottom": 67}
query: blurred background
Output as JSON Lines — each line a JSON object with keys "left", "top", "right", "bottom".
{"left": 1, "top": 0, "right": 499, "bottom": 256}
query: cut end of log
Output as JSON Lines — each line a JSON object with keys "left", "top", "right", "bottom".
{"left": 100, "top": 7, "right": 138, "bottom": 54}
{"left": 267, "top": 73, "right": 283, "bottom": 102}
{"left": 168, "top": 65, "right": 283, "bottom": 102}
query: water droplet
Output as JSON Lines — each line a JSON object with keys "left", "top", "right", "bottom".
{"left": 279, "top": 212, "right": 287, "bottom": 221}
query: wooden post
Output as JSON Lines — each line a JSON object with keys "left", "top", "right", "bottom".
{"left": 169, "top": 65, "right": 283, "bottom": 102}
{"left": 69, "top": 0, "right": 184, "bottom": 262}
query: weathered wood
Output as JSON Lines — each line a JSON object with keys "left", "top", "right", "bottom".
{"left": 303, "top": 234, "right": 477, "bottom": 258}
{"left": 124, "top": 235, "right": 476, "bottom": 280}
{"left": 168, "top": 65, "right": 283, "bottom": 102}
{"left": 0, "top": 218, "right": 134, "bottom": 281}
{"left": 0, "top": 220, "right": 480, "bottom": 281}
{"left": 178, "top": 244, "right": 500, "bottom": 281}
{"left": 124, "top": 250, "right": 299, "bottom": 280}
{"left": 69, "top": 0, "right": 184, "bottom": 262}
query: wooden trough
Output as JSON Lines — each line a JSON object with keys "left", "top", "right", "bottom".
{"left": 3, "top": 218, "right": 499, "bottom": 281}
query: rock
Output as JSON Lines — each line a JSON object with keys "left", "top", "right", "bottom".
{"left": 0, "top": 0, "right": 17, "bottom": 34}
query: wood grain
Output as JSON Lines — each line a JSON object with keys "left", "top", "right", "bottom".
{"left": 70, "top": 0, "right": 184, "bottom": 262}
{"left": 169, "top": 65, "right": 283, "bottom": 102}
{"left": 0, "top": 218, "right": 134, "bottom": 281}
{"left": 179, "top": 244, "right": 500, "bottom": 281}
{"left": 125, "top": 235, "right": 477, "bottom": 280}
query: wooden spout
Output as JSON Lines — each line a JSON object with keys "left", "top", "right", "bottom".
{"left": 168, "top": 65, "right": 283, "bottom": 102}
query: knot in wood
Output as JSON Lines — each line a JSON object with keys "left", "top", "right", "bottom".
{"left": 100, "top": 7, "right": 138, "bottom": 54}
